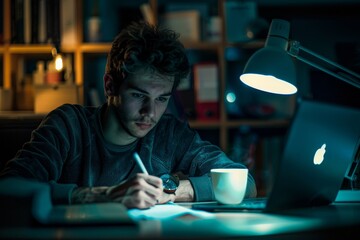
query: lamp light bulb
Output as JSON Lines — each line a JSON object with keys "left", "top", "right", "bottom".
{"left": 55, "top": 54, "right": 64, "bottom": 71}
{"left": 240, "top": 73, "right": 297, "bottom": 95}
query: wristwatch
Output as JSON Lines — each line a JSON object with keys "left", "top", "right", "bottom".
{"left": 160, "top": 173, "right": 179, "bottom": 194}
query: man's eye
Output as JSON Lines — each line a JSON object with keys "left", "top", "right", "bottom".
{"left": 157, "top": 97, "right": 169, "bottom": 103}
{"left": 132, "top": 93, "right": 144, "bottom": 99}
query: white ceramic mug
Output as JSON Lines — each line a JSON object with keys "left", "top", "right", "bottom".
{"left": 211, "top": 168, "right": 248, "bottom": 204}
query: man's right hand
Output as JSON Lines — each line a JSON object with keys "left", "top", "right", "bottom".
{"left": 71, "top": 173, "right": 163, "bottom": 209}
{"left": 107, "top": 173, "right": 163, "bottom": 209}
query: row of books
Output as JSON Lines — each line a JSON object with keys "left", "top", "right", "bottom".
{"left": 8, "top": 0, "right": 262, "bottom": 45}
{"left": 11, "top": 0, "right": 76, "bottom": 46}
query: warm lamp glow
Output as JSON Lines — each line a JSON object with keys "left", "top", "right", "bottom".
{"left": 54, "top": 54, "right": 64, "bottom": 71}
{"left": 52, "top": 47, "right": 64, "bottom": 72}
{"left": 240, "top": 73, "right": 297, "bottom": 95}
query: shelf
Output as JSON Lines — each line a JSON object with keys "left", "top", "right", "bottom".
{"left": 226, "top": 40, "right": 265, "bottom": 49}
{"left": 0, "top": 111, "right": 46, "bottom": 119}
{"left": 9, "top": 45, "right": 54, "bottom": 54}
{"left": 8, "top": 44, "right": 76, "bottom": 54}
{"left": 80, "top": 43, "right": 111, "bottom": 53}
{"left": 188, "top": 120, "right": 222, "bottom": 129}
{"left": 182, "top": 41, "right": 220, "bottom": 50}
{"left": 225, "top": 119, "right": 290, "bottom": 128}
{"left": 189, "top": 119, "right": 290, "bottom": 129}
{"left": 79, "top": 42, "right": 219, "bottom": 53}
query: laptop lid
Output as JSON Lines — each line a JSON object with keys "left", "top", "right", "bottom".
{"left": 265, "top": 100, "right": 360, "bottom": 212}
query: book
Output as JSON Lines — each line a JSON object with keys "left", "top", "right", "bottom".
{"left": 46, "top": 0, "right": 60, "bottom": 44}
{"left": 23, "top": 0, "right": 31, "bottom": 44}
{"left": 31, "top": 0, "right": 39, "bottom": 43}
{"left": 12, "top": 0, "right": 24, "bottom": 43}
{"left": 224, "top": 1, "right": 257, "bottom": 43}
{"left": 60, "top": 0, "right": 77, "bottom": 46}
{"left": 38, "top": 0, "right": 47, "bottom": 43}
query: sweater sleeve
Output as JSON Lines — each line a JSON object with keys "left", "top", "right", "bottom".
{"left": 49, "top": 181, "right": 77, "bottom": 204}
{"left": 0, "top": 104, "right": 89, "bottom": 205}
{"left": 188, "top": 175, "right": 214, "bottom": 201}
{"left": 172, "top": 120, "right": 258, "bottom": 201}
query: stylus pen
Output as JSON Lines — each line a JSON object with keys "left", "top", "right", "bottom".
{"left": 133, "top": 152, "right": 149, "bottom": 175}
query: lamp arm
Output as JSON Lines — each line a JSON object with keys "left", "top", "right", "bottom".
{"left": 288, "top": 41, "right": 360, "bottom": 89}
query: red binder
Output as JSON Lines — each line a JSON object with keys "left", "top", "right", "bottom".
{"left": 194, "top": 63, "right": 219, "bottom": 121}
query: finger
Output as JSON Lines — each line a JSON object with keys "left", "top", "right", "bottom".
{"left": 115, "top": 190, "right": 158, "bottom": 209}
{"left": 109, "top": 178, "right": 162, "bottom": 200}
{"left": 133, "top": 175, "right": 163, "bottom": 196}
{"left": 106, "top": 174, "right": 163, "bottom": 202}
{"left": 137, "top": 173, "right": 163, "bottom": 189}
{"left": 128, "top": 179, "right": 162, "bottom": 199}
{"left": 123, "top": 197, "right": 153, "bottom": 209}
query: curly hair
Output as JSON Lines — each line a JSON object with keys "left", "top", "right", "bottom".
{"left": 105, "top": 21, "right": 190, "bottom": 91}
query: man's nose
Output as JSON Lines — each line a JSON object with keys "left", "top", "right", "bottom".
{"left": 140, "top": 100, "right": 156, "bottom": 118}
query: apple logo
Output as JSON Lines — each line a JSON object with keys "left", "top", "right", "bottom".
{"left": 313, "top": 144, "right": 326, "bottom": 165}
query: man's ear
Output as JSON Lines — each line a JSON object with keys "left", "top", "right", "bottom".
{"left": 103, "top": 73, "right": 119, "bottom": 96}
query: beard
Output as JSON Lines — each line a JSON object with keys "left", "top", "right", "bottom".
{"left": 114, "top": 106, "right": 157, "bottom": 139}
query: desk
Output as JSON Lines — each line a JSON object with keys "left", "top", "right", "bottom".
{"left": 1, "top": 202, "right": 360, "bottom": 239}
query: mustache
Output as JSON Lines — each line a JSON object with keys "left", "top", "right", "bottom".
{"left": 136, "top": 117, "right": 157, "bottom": 125}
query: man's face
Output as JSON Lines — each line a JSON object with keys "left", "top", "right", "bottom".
{"left": 115, "top": 69, "right": 174, "bottom": 139}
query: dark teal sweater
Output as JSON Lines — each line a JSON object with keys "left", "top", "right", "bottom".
{"left": 0, "top": 104, "right": 257, "bottom": 204}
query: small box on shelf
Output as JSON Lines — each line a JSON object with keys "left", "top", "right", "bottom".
{"left": 34, "top": 84, "right": 79, "bottom": 114}
{"left": 161, "top": 10, "right": 201, "bottom": 43}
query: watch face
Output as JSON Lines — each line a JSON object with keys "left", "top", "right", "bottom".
{"left": 160, "top": 174, "right": 179, "bottom": 193}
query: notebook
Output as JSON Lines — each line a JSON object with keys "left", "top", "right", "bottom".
{"left": 193, "top": 100, "right": 360, "bottom": 213}
{"left": 0, "top": 177, "right": 135, "bottom": 227}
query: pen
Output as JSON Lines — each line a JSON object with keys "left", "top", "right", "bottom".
{"left": 133, "top": 152, "right": 149, "bottom": 175}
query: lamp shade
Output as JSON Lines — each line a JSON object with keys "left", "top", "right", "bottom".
{"left": 240, "top": 19, "right": 297, "bottom": 95}
{"left": 240, "top": 46, "right": 297, "bottom": 95}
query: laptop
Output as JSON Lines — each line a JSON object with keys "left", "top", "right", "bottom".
{"left": 193, "top": 100, "right": 360, "bottom": 213}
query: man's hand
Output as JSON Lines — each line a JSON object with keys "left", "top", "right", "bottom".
{"left": 71, "top": 173, "right": 163, "bottom": 209}
{"left": 107, "top": 173, "right": 163, "bottom": 209}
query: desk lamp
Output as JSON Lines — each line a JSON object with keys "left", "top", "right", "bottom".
{"left": 240, "top": 19, "right": 360, "bottom": 194}
{"left": 240, "top": 19, "right": 360, "bottom": 95}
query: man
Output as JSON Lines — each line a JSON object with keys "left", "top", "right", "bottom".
{"left": 0, "top": 21, "right": 256, "bottom": 209}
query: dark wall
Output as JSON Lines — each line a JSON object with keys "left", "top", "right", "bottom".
{"left": 258, "top": 3, "right": 360, "bottom": 108}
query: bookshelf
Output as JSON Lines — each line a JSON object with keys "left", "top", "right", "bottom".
{"left": 1, "top": 0, "right": 292, "bottom": 196}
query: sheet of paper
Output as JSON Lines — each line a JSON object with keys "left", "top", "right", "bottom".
{"left": 128, "top": 202, "right": 215, "bottom": 221}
